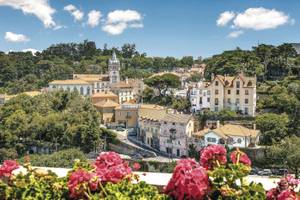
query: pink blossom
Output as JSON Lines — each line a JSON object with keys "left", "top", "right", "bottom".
{"left": 200, "top": 145, "right": 227, "bottom": 170}
{"left": 0, "top": 160, "right": 19, "bottom": 178}
{"left": 230, "top": 150, "right": 251, "bottom": 166}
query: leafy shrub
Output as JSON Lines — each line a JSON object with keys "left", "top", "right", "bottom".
{"left": 0, "top": 148, "right": 18, "bottom": 163}
{"left": 19, "top": 148, "right": 87, "bottom": 168}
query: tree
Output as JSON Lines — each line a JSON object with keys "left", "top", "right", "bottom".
{"left": 255, "top": 113, "right": 289, "bottom": 145}
{"left": 121, "top": 44, "right": 137, "bottom": 58}
{"left": 144, "top": 73, "right": 180, "bottom": 96}
{"left": 268, "top": 136, "right": 300, "bottom": 178}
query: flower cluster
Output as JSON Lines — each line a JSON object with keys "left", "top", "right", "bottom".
{"left": 68, "top": 169, "right": 99, "bottom": 199}
{"left": 94, "top": 151, "right": 132, "bottom": 183}
{"left": 200, "top": 145, "right": 227, "bottom": 170}
{"left": 164, "top": 158, "right": 210, "bottom": 200}
{"left": 230, "top": 149, "right": 251, "bottom": 166}
{"left": 267, "top": 175, "right": 299, "bottom": 200}
{"left": 0, "top": 160, "right": 19, "bottom": 178}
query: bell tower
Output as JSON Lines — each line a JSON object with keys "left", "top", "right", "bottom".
{"left": 108, "top": 51, "right": 120, "bottom": 84}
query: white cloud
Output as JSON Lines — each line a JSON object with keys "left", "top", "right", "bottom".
{"left": 102, "top": 22, "right": 127, "bottom": 35}
{"left": 22, "top": 48, "right": 39, "bottom": 55}
{"left": 233, "top": 7, "right": 291, "bottom": 30}
{"left": 0, "top": 0, "right": 56, "bottom": 28}
{"left": 64, "top": 4, "right": 84, "bottom": 21}
{"left": 5, "top": 32, "right": 30, "bottom": 42}
{"left": 102, "top": 10, "right": 143, "bottom": 35}
{"left": 228, "top": 30, "right": 244, "bottom": 38}
{"left": 87, "top": 10, "right": 102, "bottom": 28}
{"left": 217, "top": 11, "right": 235, "bottom": 26}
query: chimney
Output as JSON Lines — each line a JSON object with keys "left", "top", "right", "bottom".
{"left": 211, "top": 73, "right": 215, "bottom": 81}
{"left": 216, "top": 120, "right": 220, "bottom": 128}
{"left": 253, "top": 123, "right": 256, "bottom": 130}
{"left": 125, "top": 77, "right": 129, "bottom": 84}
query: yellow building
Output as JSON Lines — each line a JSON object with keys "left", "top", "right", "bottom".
{"left": 93, "top": 99, "right": 119, "bottom": 124}
{"left": 115, "top": 102, "right": 140, "bottom": 128}
{"left": 91, "top": 91, "right": 119, "bottom": 104}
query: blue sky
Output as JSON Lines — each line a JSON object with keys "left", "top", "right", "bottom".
{"left": 0, "top": 0, "right": 299, "bottom": 58}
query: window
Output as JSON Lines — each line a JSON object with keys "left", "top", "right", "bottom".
{"left": 236, "top": 90, "right": 240, "bottom": 95}
{"left": 52, "top": 85, "right": 56, "bottom": 89}
{"left": 245, "top": 99, "right": 249, "bottom": 104}
{"left": 207, "top": 97, "right": 210, "bottom": 102}
{"left": 214, "top": 107, "right": 219, "bottom": 112}
{"left": 87, "top": 87, "right": 90, "bottom": 95}
{"left": 178, "top": 141, "right": 181, "bottom": 145}
{"left": 214, "top": 98, "right": 219, "bottom": 105}
{"left": 207, "top": 91, "right": 211, "bottom": 95}
{"left": 237, "top": 138, "right": 242, "bottom": 144}
{"left": 67, "top": 87, "right": 70, "bottom": 91}
{"left": 199, "top": 97, "right": 202, "bottom": 104}
{"left": 244, "top": 107, "right": 249, "bottom": 115}
{"left": 215, "top": 89, "right": 219, "bottom": 95}
{"left": 215, "top": 81, "right": 219, "bottom": 86}
{"left": 236, "top": 81, "right": 240, "bottom": 88}
{"left": 207, "top": 137, "right": 217, "bottom": 143}
{"left": 97, "top": 83, "right": 100, "bottom": 88}
{"left": 228, "top": 90, "right": 231, "bottom": 94}
{"left": 172, "top": 122, "right": 175, "bottom": 125}
{"left": 227, "top": 98, "right": 231, "bottom": 104}
{"left": 236, "top": 98, "right": 240, "bottom": 104}
{"left": 177, "top": 149, "right": 180, "bottom": 157}
{"left": 245, "top": 90, "right": 249, "bottom": 95}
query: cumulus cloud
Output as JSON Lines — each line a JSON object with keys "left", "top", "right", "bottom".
{"left": 87, "top": 10, "right": 102, "bottom": 28}
{"left": 0, "top": 0, "right": 56, "bottom": 28}
{"left": 228, "top": 30, "right": 244, "bottom": 38}
{"left": 233, "top": 7, "right": 291, "bottom": 30}
{"left": 5, "top": 32, "right": 30, "bottom": 42}
{"left": 217, "top": 7, "right": 293, "bottom": 38}
{"left": 64, "top": 4, "right": 84, "bottom": 21}
{"left": 217, "top": 11, "right": 235, "bottom": 26}
{"left": 102, "top": 10, "right": 143, "bottom": 35}
{"left": 22, "top": 48, "right": 39, "bottom": 55}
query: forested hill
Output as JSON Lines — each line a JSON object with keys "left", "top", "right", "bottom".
{"left": 0, "top": 41, "right": 197, "bottom": 94}
{"left": 0, "top": 40, "right": 300, "bottom": 95}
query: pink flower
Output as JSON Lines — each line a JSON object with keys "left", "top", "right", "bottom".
{"left": 164, "top": 158, "right": 210, "bottom": 200}
{"left": 0, "top": 160, "right": 19, "bottom": 178}
{"left": 132, "top": 162, "right": 141, "bottom": 171}
{"left": 277, "top": 190, "right": 297, "bottom": 200}
{"left": 266, "top": 188, "right": 279, "bottom": 200}
{"left": 68, "top": 169, "right": 99, "bottom": 199}
{"left": 94, "top": 151, "right": 132, "bottom": 183}
{"left": 200, "top": 145, "right": 227, "bottom": 170}
{"left": 230, "top": 150, "right": 251, "bottom": 166}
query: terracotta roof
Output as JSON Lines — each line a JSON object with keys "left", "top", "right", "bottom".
{"left": 140, "top": 104, "right": 165, "bottom": 109}
{"left": 139, "top": 108, "right": 167, "bottom": 121}
{"left": 92, "top": 91, "right": 118, "bottom": 98}
{"left": 213, "top": 124, "right": 259, "bottom": 138}
{"left": 193, "top": 128, "right": 211, "bottom": 138}
{"left": 162, "top": 113, "right": 192, "bottom": 124}
{"left": 111, "top": 81, "right": 134, "bottom": 88}
{"left": 212, "top": 73, "right": 255, "bottom": 88}
{"left": 93, "top": 99, "right": 119, "bottom": 108}
{"left": 50, "top": 80, "right": 90, "bottom": 85}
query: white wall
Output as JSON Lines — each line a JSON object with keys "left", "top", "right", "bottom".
{"left": 49, "top": 84, "right": 92, "bottom": 96}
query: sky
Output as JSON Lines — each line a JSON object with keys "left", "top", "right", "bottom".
{"left": 0, "top": 0, "right": 299, "bottom": 58}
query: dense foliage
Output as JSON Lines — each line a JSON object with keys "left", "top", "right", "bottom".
{"left": 0, "top": 91, "right": 113, "bottom": 157}
{"left": 18, "top": 149, "right": 87, "bottom": 168}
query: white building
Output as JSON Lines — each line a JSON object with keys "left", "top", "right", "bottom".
{"left": 73, "top": 74, "right": 110, "bottom": 93}
{"left": 138, "top": 106, "right": 194, "bottom": 157}
{"left": 190, "top": 81, "right": 211, "bottom": 113}
{"left": 192, "top": 124, "right": 260, "bottom": 149}
{"left": 48, "top": 80, "right": 93, "bottom": 96}
{"left": 108, "top": 51, "right": 120, "bottom": 84}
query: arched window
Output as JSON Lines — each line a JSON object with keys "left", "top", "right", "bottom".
{"left": 80, "top": 87, "right": 84, "bottom": 95}
{"left": 236, "top": 81, "right": 240, "bottom": 88}
{"left": 87, "top": 87, "right": 90, "bottom": 95}
{"left": 67, "top": 87, "right": 70, "bottom": 91}
{"left": 52, "top": 85, "right": 56, "bottom": 89}
{"left": 247, "top": 81, "right": 252, "bottom": 87}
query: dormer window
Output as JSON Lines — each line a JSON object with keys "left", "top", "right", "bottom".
{"left": 236, "top": 81, "right": 240, "bottom": 88}
{"left": 247, "top": 81, "right": 252, "bottom": 87}
{"left": 215, "top": 81, "right": 219, "bottom": 86}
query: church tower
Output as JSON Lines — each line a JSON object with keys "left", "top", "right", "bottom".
{"left": 108, "top": 51, "right": 120, "bottom": 84}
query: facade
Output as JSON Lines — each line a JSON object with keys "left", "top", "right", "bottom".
{"left": 93, "top": 99, "right": 119, "bottom": 123}
{"left": 111, "top": 78, "right": 143, "bottom": 103}
{"left": 192, "top": 124, "right": 260, "bottom": 149}
{"left": 115, "top": 103, "right": 140, "bottom": 128}
{"left": 189, "top": 73, "right": 256, "bottom": 116}
{"left": 108, "top": 51, "right": 120, "bottom": 84}
{"left": 48, "top": 80, "right": 93, "bottom": 96}
{"left": 91, "top": 91, "right": 119, "bottom": 104}
{"left": 190, "top": 81, "right": 211, "bottom": 113}
{"left": 138, "top": 105, "right": 194, "bottom": 157}
{"left": 208, "top": 73, "right": 256, "bottom": 116}
{"left": 73, "top": 74, "right": 110, "bottom": 93}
